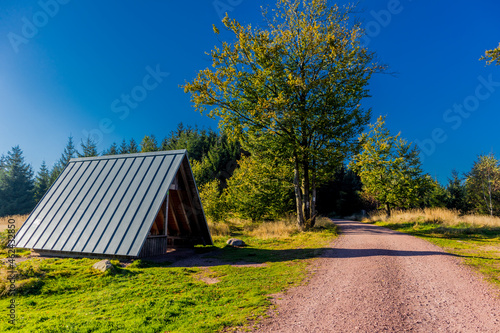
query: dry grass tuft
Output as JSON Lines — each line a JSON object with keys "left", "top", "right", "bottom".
{"left": 248, "top": 220, "right": 299, "bottom": 239}
{"left": 363, "top": 207, "right": 500, "bottom": 228}
{"left": 0, "top": 214, "right": 28, "bottom": 232}
{"left": 314, "top": 216, "right": 336, "bottom": 228}
{"left": 209, "top": 214, "right": 336, "bottom": 240}
{"left": 207, "top": 220, "right": 231, "bottom": 237}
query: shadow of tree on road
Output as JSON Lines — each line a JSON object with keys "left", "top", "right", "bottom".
{"left": 144, "top": 245, "right": 468, "bottom": 268}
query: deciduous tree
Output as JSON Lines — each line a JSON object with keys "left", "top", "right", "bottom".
{"left": 481, "top": 43, "right": 500, "bottom": 66}
{"left": 140, "top": 135, "right": 158, "bottom": 152}
{"left": 465, "top": 154, "right": 500, "bottom": 216}
{"left": 199, "top": 179, "right": 228, "bottom": 223}
{"left": 184, "top": 0, "right": 383, "bottom": 229}
{"left": 349, "top": 116, "right": 432, "bottom": 217}
{"left": 225, "top": 155, "right": 293, "bottom": 221}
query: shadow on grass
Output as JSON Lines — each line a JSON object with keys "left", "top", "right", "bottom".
{"left": 141, "top": 245, "right": 463, "bottom": 268}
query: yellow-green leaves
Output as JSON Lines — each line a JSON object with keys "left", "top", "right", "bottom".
{"left": 225, "top": 155, "right": 293, "bottom": 221}
{"left": 465, "top": 154, "right": 500, "bottom": 215}
{"left": 481, "top": 42, "right": 500, "bottom": 66}
{"left": 349, "top": 116, "right": 432, "bottom": 215}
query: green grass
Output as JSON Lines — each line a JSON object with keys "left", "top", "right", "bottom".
{"left": 372, "top": 221, "right": 500, "bottom": 288}
{"left": 0, "top": 223, "right": 337, "bottom": 332}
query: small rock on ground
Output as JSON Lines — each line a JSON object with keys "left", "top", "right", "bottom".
{"left": 227, "top": 238, "right": 246, "bottom": 247}
{"left": 92, "top": 259, "right": 115, "bottom": 273}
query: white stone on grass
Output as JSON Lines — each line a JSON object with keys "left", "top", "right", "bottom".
{"left": 226, "top": 238, "right": 246, "bottom": 247}
{"left": 92, "top": 259, "right": 115, "bottom": 273}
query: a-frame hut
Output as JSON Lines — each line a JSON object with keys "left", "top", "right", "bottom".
{"left": 14, "top": 150, "right": 213, "bottom": 259}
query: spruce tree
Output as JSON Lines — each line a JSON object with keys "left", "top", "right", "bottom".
{"left": 119, "top": 139, "right": 129, "bottom": 154}
{"left": 446, "top": 170, "right": 469, "bottom": 213}
{"left": 0, "top": 146, "right": 35, "bottom": 216}
{"left": 49, "top": 162, "right": 62, "bottom": 185}
{"left": 129, "top": 138, "right": 139, "bottom": 153}
{"left": 60, "top": 136, "right": 76, "bottom": 166}
{"left": 50, "top": 136, "right": 77, "bottom": 184}
{"left": 104, "top": 142, "right": 118, "bottom": 155}
{"left": 34, "top": 161, "right": 51, "bottom": 202}
{"left": 0, "top": 155, "right": 6, "bottom": 180}
{"left": 78, "top": 137, "right": 98, "bottom": 157}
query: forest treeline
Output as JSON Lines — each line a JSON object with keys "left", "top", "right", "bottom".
{"left": 1, "top": 121, "right": 500, "bottom": 221}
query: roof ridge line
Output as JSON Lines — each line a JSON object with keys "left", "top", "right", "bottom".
{"left": 69, "top": 149, "right": 187, "bottom": 162}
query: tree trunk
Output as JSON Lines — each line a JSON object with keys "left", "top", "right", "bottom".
{"left": 488, "top": 176, "right": 493, "bottom": 216}
{"left": 293, "top": 156, "right": 305, "bottom": 230}
{"left": 302, "top": 159, "right": 311, "bottom": 224}
{"left": 385, "top": 203, "right": 391, "bottom": 219}
{"left": 310, "top": 173, "right": 317, "bottom": 228}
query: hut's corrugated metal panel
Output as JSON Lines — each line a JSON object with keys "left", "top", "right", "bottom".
{"left": 14, "top": 150, "right": 211, "bottom": 257}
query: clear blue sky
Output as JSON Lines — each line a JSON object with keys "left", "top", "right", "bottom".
{"left": 0, "top": 0, "right": 499, "bottom": 184}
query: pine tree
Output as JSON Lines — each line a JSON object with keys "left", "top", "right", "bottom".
{"left": 446, "top": 170, "right": 469, "bottom": 213}
{"left": 129, "top": 138, "right": 139, "bottom": 153}
{"left": 0, "top": 146, "right": 35, "bottom": 216}
{"left": 78, "top": 136, "right": 98, "bottom": 157}
{"left": 119, "top": 139, "right": 129, "bottom": 154}
{"left": 104, "top": 142, "right": 119, "bottom": 155}
{"left": 34, "top": 161, "right": 51, "bottom": 202}
{"left": 0, "top": 155, "right": 6, "bottom": 180}
{"left": 49, "top": 161, "right": 62, "bottom": 185}
{"left": 423, "top": 179, "right": 448, "bottom": 208}
{"left": 50, "top": 136, "right": 77, "bottom": 184}
{"left": 60, "top": 136, "right": 76, "bottom": 166}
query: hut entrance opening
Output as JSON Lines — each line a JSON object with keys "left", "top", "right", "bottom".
{"left": 141, "top": 170, "right": 199, "bottom": 257}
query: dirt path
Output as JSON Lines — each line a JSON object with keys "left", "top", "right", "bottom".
{"left": 253, "top": 220, "right": 500, "bottom": 332}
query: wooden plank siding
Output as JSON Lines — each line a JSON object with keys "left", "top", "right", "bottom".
{"left": 139, "top": 236, "right": 168, "bottom": 257}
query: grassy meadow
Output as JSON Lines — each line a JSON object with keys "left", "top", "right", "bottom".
{"left": 0, "top": 215, "right": 337, "bottom": 333}
{"left": 364, "top": 208, "right": 500, "bottom": 288}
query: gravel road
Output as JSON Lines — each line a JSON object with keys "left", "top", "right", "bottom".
{"left": 253, "top": 219, "right": 500, "bottom": 332}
